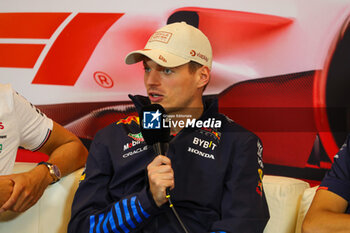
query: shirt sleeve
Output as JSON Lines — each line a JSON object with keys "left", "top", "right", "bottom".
{"left": 319, "top": 134, "right": 350, "bottom": 202}
{"left": 209, "top": 133, "right": 270, "bottom": 233}
{"left": 68, "top": 131, "right": 161, "bottom": 233}
{"left": 13, "top": 90, "right": 53, "bottom": 151}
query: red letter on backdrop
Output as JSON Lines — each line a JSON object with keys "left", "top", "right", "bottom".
{"left": 32, "top": 13, "right": 123, "bottom": 86}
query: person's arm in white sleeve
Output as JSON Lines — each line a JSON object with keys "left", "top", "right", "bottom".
{"left": 0, "top": 90, "right": 88, "bottom": 213}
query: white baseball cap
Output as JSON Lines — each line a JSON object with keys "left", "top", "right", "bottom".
{"left": 125, "top": 22, "right": 212, "bottom": 70}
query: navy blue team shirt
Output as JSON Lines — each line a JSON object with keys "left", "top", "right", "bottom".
{"left": 68, "top": 95, "right": 270, "bottom": 233}
{"left": 319, "top": 134, "right": 350, "bottom": 213}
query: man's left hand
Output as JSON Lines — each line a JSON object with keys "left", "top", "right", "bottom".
{"left": 0, "top": 178, "right": 14, "bottom": 211}
{"left": 0, "top": 165, "right": 52, "bottom": 213}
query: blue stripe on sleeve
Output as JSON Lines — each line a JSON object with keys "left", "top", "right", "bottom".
{"left": 89, "top": 215, "right": 95, "bottom": 233}
{"left": 122, "top": 199, "right": 136, "bottom": 229}
{"left": 103, "top": 209, "right": 121, "bottom": 233}
{"left": 115, "top": 202, "right": 130, "bottom": 233}
{"left": 130, "top": 196, "right": 142, "bottom": 223}
{"left": 96, "top": 213, "right": 104, "bottom": 233}
{"left": 108, "top": 207, "right": 120, "bottom": 233}
{"left": 102, "top": 211, "right": 109, "bottom": 233}
{"left": 137, "top": 200, "right": 150, "bottom": 218}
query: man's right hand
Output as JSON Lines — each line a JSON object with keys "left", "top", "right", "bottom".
{"left": 0, "top": 178, "right": 14, "bottom": 210}
{"left": 147, "top": 155, "right": 174, "bottom": 207}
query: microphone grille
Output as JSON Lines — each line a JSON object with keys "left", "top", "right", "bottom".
{"left": 140, "top": 104, "right": 170, "bottom": 145}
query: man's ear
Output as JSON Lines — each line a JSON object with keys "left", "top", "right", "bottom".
{"left": 197, "top": 66, "right": 210, "bottom": 89}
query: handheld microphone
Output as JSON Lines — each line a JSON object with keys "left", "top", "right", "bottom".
{"left": 140, "top": 104, "right": 190, "bottom": 233}
{"left": 140, "top": 104, "right": 172, "bottom": 200}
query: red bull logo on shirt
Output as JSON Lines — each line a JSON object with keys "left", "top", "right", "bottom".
{"left": 117, "top": 116, "right": 139, "bottom": 125}
{"left": 199, "top": 127, "right": 221, "bottom": 141}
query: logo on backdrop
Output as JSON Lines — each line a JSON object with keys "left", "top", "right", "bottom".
{"left": 0, "top": 12, "right": 123, "bottom": 86}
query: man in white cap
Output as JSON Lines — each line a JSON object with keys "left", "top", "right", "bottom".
{"left": 69, "top": 22, "right": 269, "bottom": 233}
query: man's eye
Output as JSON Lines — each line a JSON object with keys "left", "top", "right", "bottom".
{"left": 144, "top": 67, "right": 151, "bottom": 73}
{"left": 163, "top": 68, "right": 173, "bottom": 74}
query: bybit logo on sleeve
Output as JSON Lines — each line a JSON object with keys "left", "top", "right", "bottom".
{"left": 143, "top": 110, "right": 162, "bottom": 129}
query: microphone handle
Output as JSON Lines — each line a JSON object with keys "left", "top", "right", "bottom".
{"left": 152, "top": 144, "right": 190, "bottom": 233}
{"left": 152, "top": 143, "right": 170, "bottom": 196}
{"left": 152, "top": 142, "right": 169, "bottom": 156}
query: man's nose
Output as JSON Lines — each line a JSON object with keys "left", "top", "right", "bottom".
{"left": 145, "top": 70, "right": 161, "bottom": 86}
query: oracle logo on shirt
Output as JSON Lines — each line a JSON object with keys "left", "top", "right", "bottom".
{"left": 0, "top": 122, "right": 4, "bottom": 130}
